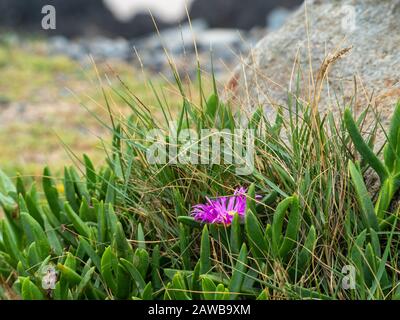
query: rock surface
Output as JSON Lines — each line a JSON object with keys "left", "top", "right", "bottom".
{"left": 230, "top": 0, "right": 400, "bottom": 146}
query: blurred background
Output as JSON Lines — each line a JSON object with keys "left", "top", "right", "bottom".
{"left": 0, "top": 0, "right": 302, "bottom": 176}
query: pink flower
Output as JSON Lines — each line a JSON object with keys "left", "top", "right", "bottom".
{"left": 191, "top": 187, "right": 250, "bottom": 225}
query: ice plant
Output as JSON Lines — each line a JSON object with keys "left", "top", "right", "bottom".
{"left": 191, "top": 187, "right": 249, "bottom": 225}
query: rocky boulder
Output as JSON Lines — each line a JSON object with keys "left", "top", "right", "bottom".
{"left": 229, "top": 0, "right": 400, "bottom": 146}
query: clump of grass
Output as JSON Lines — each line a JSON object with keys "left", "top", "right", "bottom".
{"left": 94, "top": 54, "right": 400, "bottom": 298}
{"left": 1, "top": 38, "right": 400, "bottom": 299}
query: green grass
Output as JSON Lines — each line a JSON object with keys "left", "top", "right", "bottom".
{"left": 0, "top": 37, "right": 204, "bottom": 177}
{"left": 1, "top": 34, "right": 400, "bottom": 300}
{"left": 0, "top": 43, "right": 75, "bottom": 103}
{"left": 1, "top": 55, "right": 400, "bottom": 299}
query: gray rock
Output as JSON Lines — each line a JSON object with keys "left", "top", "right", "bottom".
{"left": 131, "top": 20, "right": 254, "bottom": 77}
{"left": 49, "top": 36, "right": 133, "bottom": 61}
{"left": 137, "top": 19, "right": 208, "bottom": 55}
{"left": 230, "top": 0, "right": 400, "bottom": 146}
{"left": 49, "top": 36, "right": 87, "bottom": 60}
{"left": 196, "top": 29, "right": 244, "bottom": 58}
{"left": 267, "top": 7, "right": 292, "bottom": 30}
{"left": 84, "top": 37, "right": 131, "bottom": 60}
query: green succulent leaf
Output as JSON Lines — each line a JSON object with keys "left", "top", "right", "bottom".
{"left": 21, "top": 277, "right": 44, "bottom": 300}
{"left": 20, "top": 212, "right": 50, "bottom": 259}
{"left": 199, "top": 225, "right": 211, "bottom": 274}
{"left": 100, "top": 246, "right": 118, "bottom": 294}
{"left": 348, "top": 161, "right": 379, "bottom": 231}
{"left": 344, "top": 108, "right": 388, "bottom": 182}
{"left": 228, "top": 243, "right": 248, "bottom": 300}
{"left": 64, "top": 202, "right": 91, "bottom": 239}
{"left": 245, "top": 209, "right": 268, "bottom": 260}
